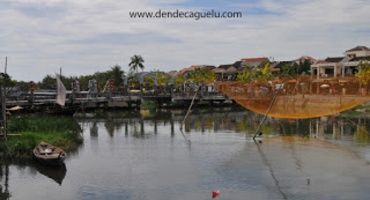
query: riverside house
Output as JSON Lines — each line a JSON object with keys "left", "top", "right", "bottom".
{"left": 214, "top": 57, "right": 270, "bottom": 81}
{"left": 311, "top": 46, "right": 370, "bottom": 79}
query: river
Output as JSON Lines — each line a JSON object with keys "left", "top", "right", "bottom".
{"left": 1, "top": 107, "right": 370, "bottom": 200}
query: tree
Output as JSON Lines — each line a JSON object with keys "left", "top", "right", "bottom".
{"left": 186, "top": 68, "right": 215, "bottom": 84}
{"left": 297, "top": 59, "right": 311, "bottom": 74}
{"left": 0, "top": 73, "right": 11, "bottom": 87}
{"left": 110, "top": 65, "right": 124, "bottom": 87}
{"left": 38, "top": 75, "right": 56, "bottom": 89}
{"left": 129, "top": 55, "right": 145, "bottom": 73}
{"left": 237, "top": 68, "right": 255, "bottom": 83}
{"left": 237, "top": 62, "right": 272, "bottom": 83}
{"left": 280, "top": 63, "right": 297, "bottom": 76}
{"left": 280, "top": 60, "right": 311, "bottom": 76}
{"left": 258, "top": 62, "right": 273, "bottom": 80}
{"left": 175, "top": 74, "right": 186, "bottom": 87}
{"left": 356, "top": 62, "right": 370, "bottom": 86}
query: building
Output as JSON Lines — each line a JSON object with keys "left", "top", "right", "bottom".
{"left": 271, "top": 56, "right": 316, "bottom": 74}
{"left": 241, "top": 57, "right": 270, "bottom": 68}
{"left": 311, "top": 46, "right": 370, "bottom": 78}
{"left": 214, "top": 61, "right": 244, "bottom": 81}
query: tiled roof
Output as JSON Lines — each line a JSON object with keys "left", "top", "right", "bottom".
{"left": 314, "top": 60, "right": 331, "bottom": 65}
{"left": 350, "top": 56, "right": 370, "bottom": 62}
{"left": 241, "top": 57, "right": 269, "bottom": 63}
{"left": 273, "top": 61, "right": 294, "bottom": 69}
{"left": 324, "top": 57, "right": 344, "bottom": 63}
{"left": 218, "top": 64, "right": 233, "bottom": 69}
{"left": 296, "top": 56, "right": 316, "bottom": 63}
{"left": 346, "top": 46, "right": 370, "bottom": 52}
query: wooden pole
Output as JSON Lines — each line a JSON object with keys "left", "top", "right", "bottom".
{"left": 4, "top": 56, "right": 7, "bottom": 74}
{"left": 1, "top": 56, "right": 7, "bottom": 139}
{"left": 1, "top": 87, "right": 6, "bottom": 139}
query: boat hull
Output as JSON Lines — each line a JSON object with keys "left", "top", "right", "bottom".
{"left": 33, "top": 142, "right": 66, "bottom": 167}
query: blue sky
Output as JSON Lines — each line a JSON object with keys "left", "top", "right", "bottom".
{"left": 0, "top": 0, "right": 369, "bottom": 81}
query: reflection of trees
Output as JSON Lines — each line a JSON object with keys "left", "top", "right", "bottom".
{"left": 90, "top": 122, "right": 98, "bottom": 137}
{"left": 104, "top": 120, "right": 115, "bottom": 137}
{"left": 104, "top": 118, "right": 125, "bottom": 138}
{"left": 82, "top": 109, "right": 370, "bottom": 141}
{"left": 354, "top": 125, "right": 370, "bottom": 144}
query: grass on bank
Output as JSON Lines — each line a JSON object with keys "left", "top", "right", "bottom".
{"left": 0, "top": 116, "right": 83, "bottom": 160}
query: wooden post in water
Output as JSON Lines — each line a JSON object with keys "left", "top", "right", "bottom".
{"left": 0, "top": 86, "right": 6, "bottom": 139}
{"left": 170, "top": 118, "right": 174, "bottom": 137}
{"left": 1, "top": 57, "right": 7, "bottom": 139}
{"left": 4, "top": 56, "right": 7, "bottom": 74}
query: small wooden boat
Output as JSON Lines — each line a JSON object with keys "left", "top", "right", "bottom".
{"left": 33, "top": 142, "right": 66, "bottom": 166}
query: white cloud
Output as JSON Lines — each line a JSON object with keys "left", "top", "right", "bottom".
{"left": 0, "top": 0, "right": 369, "bottom": 81}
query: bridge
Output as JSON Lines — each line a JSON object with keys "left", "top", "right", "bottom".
{"left": 3, "top": 76, "right": 370, "bottom": 119}
{"left": 4, "top": 90, "right": 231, "bottom": 112}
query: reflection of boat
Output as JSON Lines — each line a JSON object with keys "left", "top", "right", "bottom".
{"left": 33, "top": 142, "right": 66, "bottom": 167}
{"left": 33, "top": 162, "right": 67, "bottom": 185}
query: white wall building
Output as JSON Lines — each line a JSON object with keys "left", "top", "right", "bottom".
{"left": 311, "top": 46, "right": 370, "bottom": 79}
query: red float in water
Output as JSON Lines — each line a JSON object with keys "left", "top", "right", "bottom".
{"left": 211, "top": 190, "right": 221, "bottom": 198}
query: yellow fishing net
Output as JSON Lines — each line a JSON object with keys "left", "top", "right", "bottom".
{"left": 216, "top": 77, "right": 370, "bottom": 119}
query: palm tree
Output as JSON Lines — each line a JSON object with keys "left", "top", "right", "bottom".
{"left": 129, "top": 55, "right": 145, "bottom": 73}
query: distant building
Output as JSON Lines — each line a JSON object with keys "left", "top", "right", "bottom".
{"left": 241, "top": 57, "right": 270, "bottom": 68}
{"left": 271, "top": 56, "right": 316, "bottom": 73}
{"left": 214, "top": 61, "right": 244, "bottom": 81}
{"left": 311, "top": 46, "right": 370, "bottom": 78}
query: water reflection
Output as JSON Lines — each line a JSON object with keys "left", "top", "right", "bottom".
{"left": 0, "top": 162, "right": 67, "bottom": 200}
{"left": 2, "top": 108, "right": 370, "bottom": 200}
{"left": 32, "top": 163, "right": 67, "bottom": 185}
{"left": 0, "top": 165, "right": 10, "bottom": 200}
{"left": 75, "top": 108, "right": 370, "bottom": 145}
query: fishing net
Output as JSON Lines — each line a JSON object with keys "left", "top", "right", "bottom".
{"left": 216, "top": 76, "right": 370, "bottom": 119}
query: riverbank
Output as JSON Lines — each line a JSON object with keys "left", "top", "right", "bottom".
{"left": 0, "top": 115, "right": 83, "bottom": 161}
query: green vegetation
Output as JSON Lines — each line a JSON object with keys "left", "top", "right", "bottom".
{"left": 140, "top": 100, "right": 157, "bottom": 112}
{"left": 0, "top": 73, "right": 11, "bottom": 86}
{"left": 38, "top": 65, "right": 125, "bottom": 91}
{"left": 0, "top": 116, "right": 83, "bottom": 160}
{"left": 280, "top": 60, "right": 311, "bottom": 76}
{"left": 356, "top": 62, "right": 370, "bottom": 85}
{"left": 354, "top": 125, "right": 370, "bottom": 144}
{"left": 110, "top": 65, "right": 125, "bottom": 87}
{"left": 143, "top": 71, "right": 171, "bottom": 88}
{"left": 185, "top": 68, "right": 216, "bottom": 84}
{"left": 175, "top": 74, "right": 186, "bottom": 87}
{"left": 237, "top": 62, "right": 273, "bottom": 83}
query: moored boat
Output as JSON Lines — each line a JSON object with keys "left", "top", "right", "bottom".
{"left": 33, "top": 142, "right": 66, "bottom": 167}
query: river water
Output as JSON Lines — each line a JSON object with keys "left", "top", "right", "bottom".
{"left": 1, "top": 107, "right": 370, "bottom": 200}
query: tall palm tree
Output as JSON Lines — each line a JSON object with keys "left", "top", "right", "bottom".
{"left": 129, "top": 55, "right": 145, "bottom": 73}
